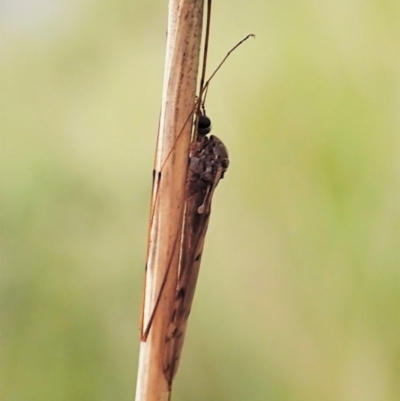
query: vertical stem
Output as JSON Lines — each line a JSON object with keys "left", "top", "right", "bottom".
{"left": 135, "top": 1, "right": 205, "bottom": 400}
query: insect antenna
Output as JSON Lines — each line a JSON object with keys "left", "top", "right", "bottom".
{"left": 160, "top": 32, "right": 255, "bottom": 172}
{"left": 200, "top": 33, "right": 255, "bottom": 110}
{"left": 196, "top": 0, "right": 212, "bottom": 122}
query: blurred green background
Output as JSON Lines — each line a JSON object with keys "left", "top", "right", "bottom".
{"left": 2, "top": 0, "right": 400, "bottom": 400}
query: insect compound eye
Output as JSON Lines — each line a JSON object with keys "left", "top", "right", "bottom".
{"left": 198, "top": 115, "right": 211, "bottom": 135}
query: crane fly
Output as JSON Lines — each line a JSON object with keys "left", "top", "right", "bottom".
{"left": 139, "top": 0, "right": 254, "bottom": 386}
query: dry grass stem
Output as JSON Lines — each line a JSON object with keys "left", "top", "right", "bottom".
{"left": 135, "top": 1, "right": 205, "bottom": 400}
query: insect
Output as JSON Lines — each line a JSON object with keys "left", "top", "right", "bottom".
{"left": 138, "top": 0, "right": 254, "bottom": 388}
{"left": 162, "top": 109, "right": 230, "bottom": 382}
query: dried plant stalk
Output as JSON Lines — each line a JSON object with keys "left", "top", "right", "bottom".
{"left": 135, "top": 1, "right": 205, "bottom": 400}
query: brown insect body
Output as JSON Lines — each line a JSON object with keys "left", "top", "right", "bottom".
{"left": 136, "top": 23, "right": 251, "bottom": 391}
{"left": 163, "top": 117, "right": 229, "bottom": 384}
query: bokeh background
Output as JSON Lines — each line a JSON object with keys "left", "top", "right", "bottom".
{"left": 2, "top": 0, "right": 400, "bottom": 400}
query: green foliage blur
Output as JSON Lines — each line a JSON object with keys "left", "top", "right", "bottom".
{"left": 2, "top": 0, "right": 400, "bottom": 400}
